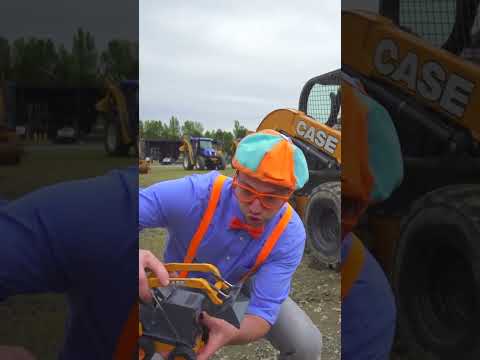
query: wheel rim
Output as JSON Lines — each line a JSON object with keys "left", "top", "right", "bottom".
{"left": 308, "top": 198, "right": 339, "bottom": 262}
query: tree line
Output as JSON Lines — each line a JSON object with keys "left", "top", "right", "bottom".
{"left": 140, "top": 118, "right": 249, "bottom": 156}
{"left": 0, "top": 28, "right": 138, "bottom": 86}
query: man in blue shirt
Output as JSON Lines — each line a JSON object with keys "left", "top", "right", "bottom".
{"left": 139, "top": 130, "right": 323, "bottom": 360}
{"left": 0, "top": 168, "right": 138, "bottom": 359}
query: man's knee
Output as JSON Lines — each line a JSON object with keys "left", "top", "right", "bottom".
{"left": 289, "top": 327, "right": 322, "bottom": 360}
{"left": 269, "top": 297, "right": 323, "bottom": 360}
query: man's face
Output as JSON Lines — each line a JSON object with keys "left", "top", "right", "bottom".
{"left": 234, "top": 172, "right": 292, "bottom": 226}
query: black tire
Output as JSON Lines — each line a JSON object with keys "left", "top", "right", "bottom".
{"left": 104, "top": 115, "right": 130, "bottom": 156}
{"left": 304, "top": 181, "right": 340, "bottom": 267}
{"left": 195, "top": 157, "right": 206, "bottom": 170}
{"left": 168, "top": 345, "right": 196, "bottom": 360}
{"left": 183, "top": 153, "right": 193, "bottom": 170}
{"left": 393, "top": 185, "right": 480, "bottom": 360}
{"left": 138, "top": 336, "right": 156, "bottom": 360}
{"left": 217, "top": 155, "right": 226, "bottom": 170}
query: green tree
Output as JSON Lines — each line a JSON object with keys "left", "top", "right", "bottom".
{"left": 181, "top": 120, "right": 204, "bottom": 137}
{"left": 165, "top": 116, "right": 181, "bottom": 139}
{"left": 55, "top": 44, "right": 74, "bottom": 83}
{"left": 71, "top": 28, "right": 98, "bottom": 85}
{"left": 204, "top": 130, "right": 214, "bottom": 139}
{"left": 212, "top": 129, "right": 234, "bottom": 156}
{"left": 101, "top": 39, "right": 138, "bottom": 80}
{"left": 143, "top": 120, "right": 164, "bottom": 139}
{"left": 233, "top": 120, "right": 248, "bottom": 139}
{"left": 139, "top": 120, "right": 144, "bottom": 138}
{"left": 0, "top": 37, "right": 10, "bottom": 78}
{"left": 11, "top": 37, "right": 58, "bottom": 83}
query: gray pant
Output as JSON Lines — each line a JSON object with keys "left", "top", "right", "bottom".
{"left": 154, "top": 294, "right": 322, "bottom": 360}
{"left": 266, "top": 296, "right": 323, "bottom": 360}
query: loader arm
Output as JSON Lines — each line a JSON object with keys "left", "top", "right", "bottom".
{"left": 104, "top": 78, "right": 132, "bottom": 144}
{"left": 257, "top": 108, "right": 341, "bottom": 164}
{"left": 180, "top": 135, "right": 195, "bottom": 165}
{"left": 342, "top": 10, "right": 480, "bottom": 141}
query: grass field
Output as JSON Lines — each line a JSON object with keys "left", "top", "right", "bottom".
{"left": 1, "top": 145, "right": 133, "bottom": 200}
{"left": 140, "top": 164, "right": 340, "bottom": 360}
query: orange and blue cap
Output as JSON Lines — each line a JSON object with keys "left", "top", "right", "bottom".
{"left": 232, "top": 129, "right": 309, "bottom": 191}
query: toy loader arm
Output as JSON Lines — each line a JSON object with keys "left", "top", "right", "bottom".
{"left": 147, "top": 263, "right": 234, "bottom": 305}
{"left": 164, "top": 263, "right": 222, "bottom": 278}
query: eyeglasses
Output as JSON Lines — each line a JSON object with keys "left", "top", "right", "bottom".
{"left": 232, "top": 176, "right": 291, "bottom": 209}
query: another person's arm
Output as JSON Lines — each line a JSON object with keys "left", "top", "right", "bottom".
{"left": 0, "top": 169, "right": 138, "bottom": 299}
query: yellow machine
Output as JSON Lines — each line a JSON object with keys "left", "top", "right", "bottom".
{"left": 343, "top": 1, "right": 480, "bottom": 358}
{"left": 96, "top": 79, "right": 138, "bottom": 156}
{"left": 179, "top": 135, "right": 226, "bottom": 171}
{"left": 139, "top": 159, "right": 151, "bottom": 174}
{"left": 139, "top": 263, "right": 249, "bottom": 360}
{"left": 0, "top": 81, "right": 21, "bottom": 165}
{"left": 256, "top": 71, "right": 342, "bottom": 266}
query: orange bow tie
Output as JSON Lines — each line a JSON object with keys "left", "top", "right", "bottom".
{"left": 229, "top": 217, "right": 264, "bottom": 239}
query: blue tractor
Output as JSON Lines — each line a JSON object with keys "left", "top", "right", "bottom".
{"left": 180, "top": 135, "right": 226, "bottom": 170}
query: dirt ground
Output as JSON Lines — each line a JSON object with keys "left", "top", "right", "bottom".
{"left": 140, "top": 165, "right": 341, "bottom": 360}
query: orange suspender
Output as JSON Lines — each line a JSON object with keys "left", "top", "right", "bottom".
{"left": 340, "top": 233, "right": 366, "bottom": 300}
{"left": 114, "top": 303, "right": 138, "bottom": 360}
{"left": 179, "top": 174, "right": 228, "bottom": 277}
{"left": 241, "top": 205, "right": 293, "bottom": 282}
{"left": 182, "top": 174, "right": 292, "bottom": 280}
{"left": 117, "top": 175, "right": 293, "bottom": 359}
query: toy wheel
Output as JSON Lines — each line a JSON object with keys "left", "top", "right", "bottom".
{"left": 167, "top": 345, "right": 196, "bottom": 360}
{"left": 138, "top": 337, "right": 156, "bottom": 360}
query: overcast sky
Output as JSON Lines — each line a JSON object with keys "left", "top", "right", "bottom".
{"left": 0, "top": 1, "right": 138, "bottom": 50}
{"left": 140, "top": 1, "right": 341, "bottom": 132}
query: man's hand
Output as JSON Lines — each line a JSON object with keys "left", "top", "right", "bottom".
{"left": 196, "top": 312, "right": 240, "bottom": 360}
{"left": 139, "top": 249, "right": 169, "bottom": 302}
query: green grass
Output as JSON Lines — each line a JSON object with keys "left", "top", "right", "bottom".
{"left": 1, "top": 147, "right": 133, "bottom": 200}
{"left": 140, "top": 165, "right": 234, "bottom": 187}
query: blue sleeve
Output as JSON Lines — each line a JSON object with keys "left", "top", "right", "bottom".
{"left": 138, "top": 172, "right": 216, "bottom": 231}
{"left": 246, "top": 214, "right": 306, "bottom": 325}
{"left": 0, "top": 168, "right": 138, "bottom": 300}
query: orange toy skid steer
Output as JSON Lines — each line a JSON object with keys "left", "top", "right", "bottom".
{"left": 139, "top": 263, "right": 250, "bottom": 360}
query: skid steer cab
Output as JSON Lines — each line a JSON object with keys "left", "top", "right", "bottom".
{"left": 139, "top": 263, "right": 250, "bottom": 360}
{"left": 342, "top": 1, "right": 480, "bottom": 358}
{"left": 96, "top": 79, "right": 138, "bottom": 156}
{"left": 256, "top": 70, "right": 341, "bottom": 268}
{"left": 180, "top": 135, "right": 226, "bottom": 171}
